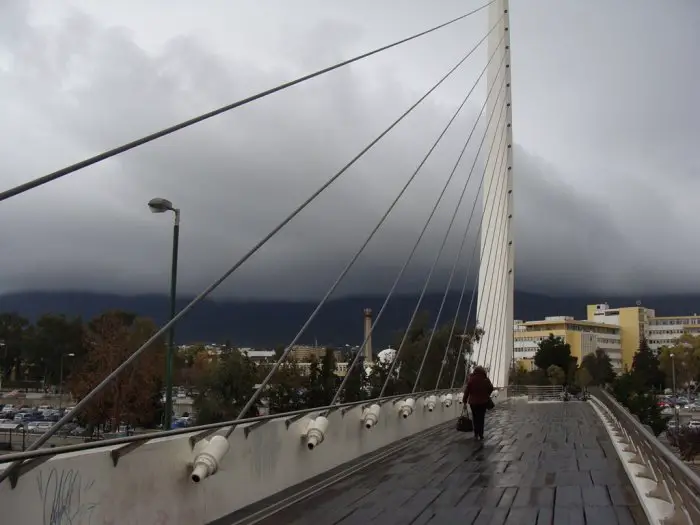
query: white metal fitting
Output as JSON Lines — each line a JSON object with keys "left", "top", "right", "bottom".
{"left": 443, "top": 393, "right": 453, "bottom": 407}
{"left": 425, "top": 395, "right": 438, "bottom": 412}
{"left": 304, "top": 416, "right": 329, "bottom": 450}
{"left": 362, "top": 404, "right": 381, "bottom": 429}
{"left": 191, "top": 435, "right": 230, "bottom": 483}
{"left": 457, "top": 392, "right": 464, "bottom": 404}
{"left": 398, "top": 398, "right": 415, "bottom": 419}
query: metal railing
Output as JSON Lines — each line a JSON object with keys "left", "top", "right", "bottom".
{"left": 592, "top": 388, "right": 700, "bottom": 525}
{"left": 507, "top": 384, "right": 564, "bottom": 401}
{"left": 0, "top": 387, "right": 463, "bottom": 467}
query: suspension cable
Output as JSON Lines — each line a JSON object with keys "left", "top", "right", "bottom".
{"left": 449, "top": 127, "right": 508, "bottom": 390}
{"left": 410, "top": 80, "right": 508, "bottom": 395}
{"left": 225, "top": 43, "right": 506, "bottom": 437}
{"left": 328, "top": 44, "right": 506, "bottom": 408}
{"left": 487, "top": 263, "right": 510, "bottom": 386}
{"left": 432, "top": 97, "right": 509, "bottom": 392}
{"left": 436, "top": 220, "right": 481, "bottom": 390}
{"left": 0, "top": 22, "right": 503, "bottom": 473}
{"left": 461, "top": 166, "right": 507, "bottom": 388}
{"left": 464, "top": 131, "right": 509, "bottom": 376}
{"left": 0, "top": 1, "right": 496, "bottom": 203}
{"left": 381, "top": 73, "right": 507, "bottom": 399}
{"left": 484, "top": 167, "right": 513, "bottom": 388}
{"left": 426, "top": 122, "right": 509, "bottom": 392}
{"left": 480, "top": 187, "right": 510, "bottom": 381}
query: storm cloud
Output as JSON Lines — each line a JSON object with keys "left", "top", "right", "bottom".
{"left": 0, "top": 0, "right": 698, "bottom": 300}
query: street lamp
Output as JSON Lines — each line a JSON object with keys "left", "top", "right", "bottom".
{"left": 59, "top": 353, "right": 75, "bottom": 410}
{"left": 670, "top": 353, "right": 679, "bottom": 428}
{"left": 148, "top": 197, "right": 181, "bottom": 431}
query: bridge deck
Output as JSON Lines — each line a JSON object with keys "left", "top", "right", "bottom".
{"left": 254, "top": 401, "right": 648, "bottom": 525}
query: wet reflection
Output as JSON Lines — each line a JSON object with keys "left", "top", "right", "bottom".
{"left": 254, "top": 402, "right": 650, "bottom": 525}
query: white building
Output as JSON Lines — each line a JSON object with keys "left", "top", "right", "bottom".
{"left": 646, "top": 314, "right": 700, "bottom": 350}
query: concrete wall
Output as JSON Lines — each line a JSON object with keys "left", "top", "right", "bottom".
{"left": 1, "top": 392, "right": 467, "bottom": 525}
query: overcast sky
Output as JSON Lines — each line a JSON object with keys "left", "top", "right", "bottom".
{"left": 1, "top": 0, "right": 698, "bottom": 300}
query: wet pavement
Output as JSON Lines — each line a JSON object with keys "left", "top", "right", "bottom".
{"left": 255, "top": 401, "right": 649, "bottom": 525}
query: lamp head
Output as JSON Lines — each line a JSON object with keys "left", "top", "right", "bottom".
{"left": 148, "top": 197, "right": 174, "bottom": 214}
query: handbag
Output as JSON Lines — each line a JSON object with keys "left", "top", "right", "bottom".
{"left": 485, "top": 398, "right": 495, "bottom": 411}
{"left": 456, "top": 408, "right": 474, "bottom": 432}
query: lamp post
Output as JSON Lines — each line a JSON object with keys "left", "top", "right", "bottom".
{"left": 148, "top": 197, "right": 181, "bottom": 430}
{"left": 670, "top": 352, "right": 679, "bottom": 428}
{"left": 59, "top": 353, "right": 75, "bottom": 410}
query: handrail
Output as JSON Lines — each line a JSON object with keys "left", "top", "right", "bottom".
{"left": 596, "top": 388, "right": 700, "bottom": 489}
{"left": 0, "top": 387, "right": 461, "bottom": 465}
{"left": 591, "top": 387, "right": 700, "bottom": 524}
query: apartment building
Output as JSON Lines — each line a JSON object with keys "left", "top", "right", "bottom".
{"left": 514, "top": 316, "right": 623, "bottom": 372}
{"left": 586, "top": 303, "right": 654, "bottom": 369}
{"left": 646, "top": 314, "right": 700, "bottom": 350}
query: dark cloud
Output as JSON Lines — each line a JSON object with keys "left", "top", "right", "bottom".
{"left": 0, "top": 0, "right": 698, "bottom": 300}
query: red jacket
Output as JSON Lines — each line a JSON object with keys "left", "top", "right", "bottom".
{"left": 464, "top": 370, "right": 494, "bottom": 405}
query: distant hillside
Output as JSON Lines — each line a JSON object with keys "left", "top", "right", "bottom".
{"left": 1, "top": 290, "right": 700, "bottom": 348}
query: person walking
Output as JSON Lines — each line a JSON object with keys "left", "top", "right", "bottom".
{"left": 464, "top": 366, "right": 494, "bottom": 441}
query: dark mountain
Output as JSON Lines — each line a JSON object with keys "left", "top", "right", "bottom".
{"left": 1, "top": 290, "right": 700, "bottom": 348}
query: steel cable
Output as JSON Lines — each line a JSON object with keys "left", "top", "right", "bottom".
{"left": 380, "top": 74, "right": 508, "bottom": 399}
{"left": 328, "top": 45, "right": 507, "bottom": 408}
{"left": 0, "top": 1, "right": 496, "bottom": 203}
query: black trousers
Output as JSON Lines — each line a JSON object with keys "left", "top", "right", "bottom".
{"left": 470, "top": 403, "right": 487, "bottom": 437}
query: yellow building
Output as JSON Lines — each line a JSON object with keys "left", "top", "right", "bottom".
{"left": 586, "top": 303, "right": 655, "bottom": 370}
{"left": 514, "top": 316, "right": 623, "bottom": 371}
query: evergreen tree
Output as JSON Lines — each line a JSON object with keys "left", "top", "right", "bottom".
{"left": 580, "top": 348, "right": 616, "bottom": 385}
{"left": 341, "top": 355, "right": 366, "bottom": 403}
{"left": 631, "top": 338, "right": 665, "bottom": 390}
{"left": 305, "top": 356, "right": 324, "bottom": 407}
{"left": 320, "top": 348, "right": 337, "bottom": 405}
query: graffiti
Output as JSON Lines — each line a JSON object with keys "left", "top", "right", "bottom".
{"left": 36, "top": 468, "right": 98, "bottom": 525}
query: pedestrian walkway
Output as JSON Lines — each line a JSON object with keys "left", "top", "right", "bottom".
{"left": 253, "top": 401, "right": 649, "bottom": 525}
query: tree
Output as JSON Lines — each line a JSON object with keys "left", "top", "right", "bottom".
{"left": 575, "top": 367, "right": 592, "bottom": 390}
{"left": 0, "top": 312, "right": 31, "bottom": 383}
{"left": 546, "top": 365, "right": 566, "bottom": 386}
{"left": 266, "top": 361, "right": 307, "bottom": 414}
{"left": 304, "top": 355, "right": 325, "bottom": 407}
{"left": 341, "top": 356, "right": 367, "bottom": 403}
{"left": 174, "top": 345, "right": 209, "bottom": 394}
{"left": 193, "top": 350, "right": 259, "bottom": 424}
{"left": 367, "top": 358, "right": 401, "bottom": 398}
{"left": 625, "top": 391, "right": 668, "bottom": 436}
{"left": 320, "top": 348, "right": 338, "bottom": 405}
{"left": 631, "top": 338, "right": 665, "bottom": 390}
{"left": 534, "top": 335, "right": 575, "bottom": 375}
{"left": 611, "top": 371, "right": 669, "bottom": 436}
{"left": 70, "top": 311, "right": 166, "bottom": 430}
{"left": 580, "top": 349, "right": 615, "bottom": 386}
{"left": 387, "top": 313, "right": 481, "bottom": 394}
{"left": 658, "top": 335, "right": 700, "bottom": 389}
{"left": 25, "top": 314, "right": 85, "bottom": 386}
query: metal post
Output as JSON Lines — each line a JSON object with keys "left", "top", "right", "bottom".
{"left": 671, "top": 353, "right": 679, "bottom": 428}
{"left": 58, "top": 356, "right": 64, "bottom": 410}
{"left": 58, "top": 353, "right": 74, "bottom": 410}
{"left": 164, "top": 210, "right": 180, "bottom": 431}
